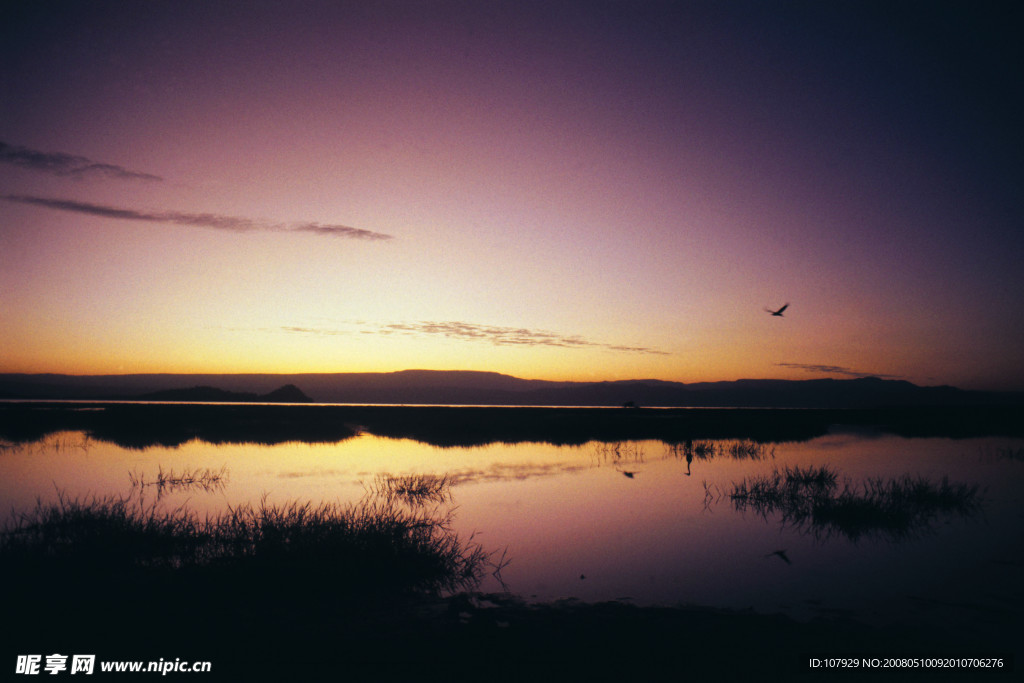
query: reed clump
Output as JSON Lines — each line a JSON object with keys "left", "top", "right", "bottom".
{"left": 1, "top": 488, "right": 494, "bottom": 599}
{"left": 667, "top": 439, "right": 773, "bottom": 462}
{"left": 725, "top": 440, "right": 775, "bottom": 460}
{"left": 992, "top": 446, "right": 1024, "bottom": 462}
{"left": 811, "top": 476, "right": 982, "bottom": 541}
{"left": 128, "top": 465, "right": 228, "bottom": 500}
{"left": 368, "top": 473, "right": 453, "bottom": 506}
{"left": 593, "top": 441, "right": 645, "bottom": 464}
{"left": 666, "top": 440, "right": 718, "bottom": 461}
{"left": 730, "top": 465, "right": 836, "bottom": 509}
{"left": 1, "top": 489, "right": 208, "bottom": 571}
{"left": 730, "top": 466, "right": 982, "bottom": 541}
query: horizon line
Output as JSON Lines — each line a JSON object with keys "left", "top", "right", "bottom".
{"left": 0, "top": 368, "right": 1009, "bottom": 393}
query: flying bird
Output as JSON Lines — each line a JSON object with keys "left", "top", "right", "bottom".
{"left": 765, "top": 549, "right": 792, "bottom": 565}
{"left": 765, "top": 303, "right": 789, "bottom": 317}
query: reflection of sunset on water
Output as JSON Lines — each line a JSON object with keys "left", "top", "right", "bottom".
{"left": 4, "top": 429, "right": 1020, "bottom": 637}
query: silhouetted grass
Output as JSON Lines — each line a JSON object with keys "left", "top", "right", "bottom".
{"left": 729, "top": 465, "right": 837, "bottom": 522}
{"left": 128, "top": 465, "right": 228, "bottom": 500}
{"left": 726, "top": 440, "right": 775, "bottom": 460}
{"left": 2, "top": 489, "right": 207, "bottom": 571}
{"left": 368, "top": 473, "right": 453, "bottom": 506}
{"left": 690, "top": 440, "right": 718, "bottom": 459}
{"left": 812, "top": 476, "right": 983, "bottom": 541}
{"left": 1, "top": 488, "right": 494, "bottom": 598}
{"left": 667, "top": 439, "right": 774, "bottom": 462}
{"left": 666, "top": 440, "right": 715, "bottom": 460}
{"left": 993, "top": 445, "right": 1024, "bottom": 462}
{"left": 1, "top": 488, "right": 508, "bottom": 669}
{"left": 730, "top": 466, "right": 982, "bottom": 541}
{"left": 1, "top": 471, "right": 520, "bottom": 669}
{"left": 593, "top": 441, "right": 645, "bottom": 464}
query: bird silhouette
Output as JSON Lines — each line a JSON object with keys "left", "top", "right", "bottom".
{"left": 619, "top": 470, "right": 637, "bottom": 479}
{"left": 765, "top": 303, "right": 789, "bottom": 316}
{"left": 765, "top": 549, "right": 792, "bottom": 565}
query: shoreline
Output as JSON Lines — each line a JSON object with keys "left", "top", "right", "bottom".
{"left": 3, "top": 402, "right": 1023, "bottom": 448}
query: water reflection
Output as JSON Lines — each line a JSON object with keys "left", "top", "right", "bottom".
{"left": 1, "top": 419, "right": 1022, "bottom": 646}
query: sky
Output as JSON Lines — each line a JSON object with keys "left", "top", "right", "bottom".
{"left": 1, "top": 0, "right": 1022, "bottom": 390}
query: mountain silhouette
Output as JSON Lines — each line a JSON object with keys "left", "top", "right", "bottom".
{"left": 1, "top": 371, "right": 1020, "bottom": 408}
{"left": 136, "top": 384, "right": 312, "bottom": 403}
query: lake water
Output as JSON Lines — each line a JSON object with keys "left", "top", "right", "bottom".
{"left": 2, "top": 417, "right": 1022, "bottom": 644}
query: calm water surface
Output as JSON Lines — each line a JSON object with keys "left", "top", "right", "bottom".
{"left": 3, "top": 426, "right": 1022, "bottom": 640}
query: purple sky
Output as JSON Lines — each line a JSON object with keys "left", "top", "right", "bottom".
{"left": 2, "top": 1, "right": 1022, "bottom": 389}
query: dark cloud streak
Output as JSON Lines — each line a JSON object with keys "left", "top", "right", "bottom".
{"left": 777, "top": 362, "right": 903, "bottom": 380}
{"left": 281, "top": 320, "right": 669, "bottom": 355}
{"left": 0, "top": 141, "right": 163, "bottom": 182}
{"left": 0, "top": 194, "right": 394, "bottom": 240}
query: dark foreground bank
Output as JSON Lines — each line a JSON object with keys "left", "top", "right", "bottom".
{"left": 3, "top": 489, "right": 1017, "bottom": 681}
{"left": 7, "top": 586, "right": 1017, "bottom": 681}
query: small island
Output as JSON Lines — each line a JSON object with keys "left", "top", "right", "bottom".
{"left": 136, "top": 383, "right": 313, "bottom": 403}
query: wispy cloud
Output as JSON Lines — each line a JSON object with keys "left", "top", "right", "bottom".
{"left": 280, "top": 326, "right": 349, "bottom": 336}
{"left": 0, "top": 141, "right": 163, "bottom": 182}
{"left": 281, "top": 320, "right": 669, "bottom": 355}
{"left": 1, "top": 194, "right": 394, "bottom": 240}
{"left": 777, "top": 362, "right": 904, "bottom": 380}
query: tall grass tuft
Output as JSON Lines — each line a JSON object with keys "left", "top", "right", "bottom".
{"left": 666, "top": 440, "right": 718, "bottom": 461}
{"left": 992, "top": 446, "right": 1024, "bottom": 462}
{"left": 593, "top": 441, "right": 645, "bottom": 464}
{"left": 729, "top": 466, "right": 982, "bottom": 541}
{"left": 128, "top": 465, "right": 228, "bottom": 500}
{"left": 725, "top": 440, "right": 775, "bottom": 461}
{"left": 1, "top": 487, "right": 496, "bottom": 599}
{"left": 666, "top": 439, "right": 773, "bottom": 462}
{"left": 1, "top": 489, "right": 207, "bottom": 571}
{"left": 367, "top": 473, "right": 453, "bottom": 506}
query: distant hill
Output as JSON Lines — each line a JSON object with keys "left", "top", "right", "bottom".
{"left": 2, "top": 370, "right": 1021, "bottom": 408}
{"left": 126, "top": 384, "right": 311, "bottom": 403}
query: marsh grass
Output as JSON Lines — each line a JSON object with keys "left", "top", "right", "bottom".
{"left": 1, "top": 489, "right": 205, "bottom": 571}
{"left": 128, "top": 465, "right": 228, "bottom": 500}
{"left": 0, "top": 432, "right": 92, "bottom": 455}
{"left": 39, "top": 433, "right": 93, "bottom": 452}
{"left": 667, "top": 439, "right": 772, "bottom": 463}
{"left": 730, "top": 465, "right": 982, "bottom": 541}
{"left": 726, "top": 440, "right": 775, "bottom": 460}
{"left": 593, "top": 441, "right": 645, "bottom": 464}
{"left": 368, "top": 473, "right": 453, "bottom": 506}
{"left": 991, "top": 445, "right": 1024, "bottom": 462}
{"left": 812, "top": 476, "right": 983, "bottom": 541}
{"left": 690, "top": 440, "right": 718, "bottom": 459}
{"left": 1, "top": 485, "right": 497, "bottom": 605}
